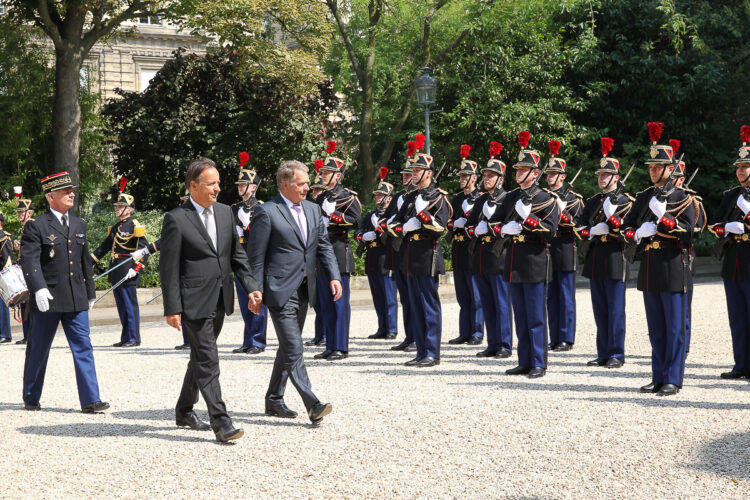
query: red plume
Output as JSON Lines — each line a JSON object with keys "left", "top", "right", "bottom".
{"left": 601, "top": 137, "right": 614, "bottom": 156}
{"left": 669, "top": 139, "right": 680, "bottom": 155}
{"left": 406, "top": 141, "right": 416, "bottom": 157}
{"left": 238, "top": 151, "right": 250, "bottom": 167}
{"left": 379, "top": 167, "right": 389, "bottom": 180}
{"left": 118, "top": 178, "right": 128, "bottom": 193}
{"left": 314, "top": 159, "right": 323, "bottom": 172}
{"left": 326, "top": 140, "right": 337, "bottom": 155}
{"left": 740, "top": 125, "right": 750, "bottom": 144}
{"left": 648, "top": 122, "right": 664, "bottom": 143}
{"left": 415, "top": 134, "right": 426, "bottom": 151}
{"left": 489, "top": 141, "right": 503, "bottom": 158}
{"left": 548, "top": 140, "right": 561, "bottom": 156}
{"left": 518, "top": 131, "right": 530, "bottom": 149}
{"left": 460, "top": 144, "right": 471, "bottom": 159}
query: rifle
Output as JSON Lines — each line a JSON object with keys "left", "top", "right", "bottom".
{"left": 390, "top": 162, "right": 446, "bottom": 251}
{"left": 684, "top": 168, "right": 699, "bottom": 189}
{"left": 559, "top": 168, "right": 582, "bottom": 197}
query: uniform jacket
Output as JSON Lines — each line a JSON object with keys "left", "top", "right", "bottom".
{"left": 465, "top": 188, "right": 508, "bottom": 276}
{"left": 708, "top": 186, "right": 750, "bottom": 281}
{"left": 231, "top": 196, "right": 263, "bottom": 255}
{"left": 91, "top": 216, "right": 150, "bottom": 286}
{"left": 1, "top": 230, "right": 15, "bottom": 269}
{"left": 315, "top": 185, "right": 361, "bottom": 274}
{"left": 447, "top": 188, "right": 481, "bottom": 272}
{"left": 20, "top": 211, "right": 96, "bottom": 313}
{"left": 381, "top": 187, "right": 413, "bottom": 271}
{"left": 577, "top": 192, "right": 633, "bottom": 281}
{"left": 356, "top": 208, "right": 389, "bottom": 275}
{"left": 550, "top": 186, "right": 584, "bottom": 273}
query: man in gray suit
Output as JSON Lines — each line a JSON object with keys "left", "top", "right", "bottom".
{"left": 249, "top": 160, "right": 341, "bottom": 424}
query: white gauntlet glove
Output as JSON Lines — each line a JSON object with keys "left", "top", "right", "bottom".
{"left": 634, "top": 221, "right": 658, "bottom": 243}
{"left": 131, "top": 248, "right": 150, "bottom": 261}
{"left": 403, "top": 217, "right": 421, "bottom": 233}
{"left": 452, "top": 217, "right": 467, "bottom": 229}
{"left": 125, "top": 268, "right": 138, "bottom": 280}
{"left": 475, "top": 221, "right": 489, "bottom": 235}
{"left": 35, "top": 288, "right": 53, "bottom": 312}
{"left": 362, "top": 231, "right": 377, "bottom": 242}
{"left": 724, "top": 221, "right": 745, "bottom": 236}
{"left": 501, "top": 221, "right": 522, "bottom": 236}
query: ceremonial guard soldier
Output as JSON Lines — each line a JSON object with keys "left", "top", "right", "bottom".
{"left": 91, "top": 180, "right": 151, "bottom": 347}
{"left": 0, "top": 212, "right": 14, "bottom": 343}
{"left": 489, "top": 131, "right": 560, "bottom": 378}
{"left": 388, "top": 150, "right": 451, "bottom": 367}
{"left": 545, "top": 140, "right": 584, "bottom": 352}
{"left": 621, "top": 123, "right": 696, "bottom": 396}
{"left": 305, "top": 167, "right": 328, "bottom": 347}
{"left": 13, "top": 196, "right": 35, "bottom": 344}
{"left": 313, "top": 140, "right": 362, "bottom": 361}
{"left": 20, "top": 171, "right": 109, "bottom": 412}
{"left": 231, "top": 152, "right": 267, "bottom": 354}
{"left": 576, "top": 138, "right": 633, "bottom": 369}
{"left": 465, "top": 141, "right": 512, "bottom": 358}
{"left": 356, "top": 167, "right": 397, "bottom": 340}
{"left": 446, "top": 144, "right": 485, "bottom": 346}
{"left": 707, "top": 125, "right": 750, "bottom": 380}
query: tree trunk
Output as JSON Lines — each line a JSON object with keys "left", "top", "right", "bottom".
{"left": 359, "top": 80, "right": 375, "bottom": 198}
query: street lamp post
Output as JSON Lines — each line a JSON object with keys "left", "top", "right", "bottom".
{"left": 414, "top": 66, "right": 441, "bottom": 155}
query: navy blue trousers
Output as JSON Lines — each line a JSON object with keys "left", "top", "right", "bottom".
{"left": 0, "top": 300, "right": 10, "bottom": 339}
{"left": 723, "top": 280, "right": 750, "bottom": 373}
{"left": 548, "top": 270, "right": 576, "bottom": 345}
{"left": 113, "top": 285, "right": 140, "bottom": 343}
{"left": 510, "top": 282, "right": 547, "bottom": 369}
{"left": 685, "top": 282, "right": 693, "bottom": 353}
{"left": 23, "top": 310, "right": 101, "bottom": 407}
{"left": 21, "top": 302, "right": 32, "bottom": 340}
{"left": 453, "top": 269, "right": 484, "bottom": 340}
{"left": 590, "top": 279, "right": 626, "bottom": 361}
{"left": 407, "top": 275, "right": 442, "bottom": 359}
{"left": 394, "top": 269, "right": 413, "bottom": 343}
{"left": 475, "top": 273, "right": 512, "bottom": 351}
{"left": 643, "top": 291, "right": 687, "bottom": 387}
{"left": 234, "top": 277, "right": 267, "bottom": 349}
{"left": 367, "top": 272, "right": 398, "bottom": 335}
{"left": 319, "top": 273, "right": 351, "bottom": 352}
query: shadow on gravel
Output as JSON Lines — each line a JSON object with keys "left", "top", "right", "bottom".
{"left": 0, "top": 402, "right": 83, "bottom": 414}
{"left": 688, "top": 430, "right": 750, "bottom": 481}
{"left": 562, "top": 369, "right": 722, "bottom": 381}
{"left": 232, "top": 412, "right": 314, "bottom": 428}
{"left": 580, "top": 396, "right": 750, "bottom": 411}
{"left": 111, "top": 409, "right": 175, "bottom": 421}
{"left": 16, "top": 423, "right": 210, "bottom": 442}
{"left": 451, "top": 380, "right": 634, "bottom": 393}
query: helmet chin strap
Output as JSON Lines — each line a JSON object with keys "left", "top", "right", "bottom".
{"left": 518, "top": 167, "right": 534, "bottom": 187}
{"left": 487, "top": 174, "right": 502, "bottom": 194}
{"left": 413, "top": 168, "right": 428, "bottom": 188}
{"left": 603, "top": 173, "right": 616, "bottom": 192}
{"left": 324, "top": 171, "right": 339, "bottom": 191}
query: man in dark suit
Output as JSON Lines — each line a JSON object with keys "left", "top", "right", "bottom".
{"left": 249, "top": 160, "right": 340, "bottom": 425}
{"left": 20, "top": 171, "right": 108, "bottom": 413}
{"left": 160, "top": 158, "right": 262, "bottom": 443}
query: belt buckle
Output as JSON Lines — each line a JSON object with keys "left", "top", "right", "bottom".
{"left": 652, "top": 241, "right": 660, "bottom": 249}
{"left": 517, "top": 235, "right": 525, "bottom": 243}
{"left": 600, "top": 235, "right": 607, "bottom": 242}
{"left": 743, "top": 234, "right": 749, "bottom": 242}
{"left": 412, "top": 234, "right": 420, "bottom": 241}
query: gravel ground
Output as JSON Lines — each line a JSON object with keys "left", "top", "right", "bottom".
{"left": 1, "top": 281, "right": 748, "bottom": 499}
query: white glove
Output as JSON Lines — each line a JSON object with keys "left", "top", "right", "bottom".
{"left": 736, "top": 194, "right": 750, "bottom": 215}
{"left": 125, "top": 268, "right": 138, "bottom": 280}
{"left": 322, "top": 217, "right": 330, "bottom": 228}
{"left": 397, "top": 195, "right": 405, "bottom": 210}
{"left": 453, "top": 217, "right": 467, "bottom": 229}
{"left": 515, "top": 199, "right": 531, "bottom": 220}
{"left": 321, "top": 198, "right": 336, "bottom": 216}
{"left": 414, "top": 195, "right": 429, "bottom": 213}
{"left": 370, "top": 213, "right": 379, "bottom": 228}
{"left": 461, "top": 199, "right": 470, "bottom": 213}
{"left": 588, "top": 222, "right": 609, "bottom": 238}
{"left": 237, "top": 208, "right": 251, "bottom": 228}
{"left": 387, "top": 215, "right": 395, "bottom": 224}
{"left": 89, "top": 300, "right": 95, "bottom": 311}
{"left": 482, "top": 201, "right": 496, "bottom": 219}
{"left": 634, "top": 221, "right": 658, "bottom": 243}
{"left": 501, "top": 221, "right": 522, "bottom": 236}
{"left": 724, "top": 221, "right": 745, "bottom": 236}
{"left": 557, "top": 198, "right": 567, "bottom": 213}
{"left": 403, "top": 217, "right": 421, "bottom": 233}
{"left": 475, "top": 221, "right": 489, "bottom": 235}
{"left": 603, "top": 197, "right": 617, "bottom": 218}
{"left": 236, "top": 226, "right": 244, "bottom": 237}
{"left": 35, "top": 288, "right": 53, "bottom": 312}
{"left": 648, "top": 196, "right": 667, "bottom": 220}
{"left": 362, "top": 231, "right": 377, "bottom": 242}
{"left": 131, "top": 248, "right": 149, "bottom": 261}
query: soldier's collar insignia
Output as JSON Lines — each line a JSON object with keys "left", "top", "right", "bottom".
{"left": 48, "top": 234, "right": 57, "bottom": 242}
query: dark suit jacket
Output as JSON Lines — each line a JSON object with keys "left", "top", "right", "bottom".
{"left": 160, "top": 201, "right": 259, "bottom": 320}
{"left": 249, "top": 195, "right": 340, "bottom": 309}
{"left": 20, "top": 211, "right": 96, "bottom": 313}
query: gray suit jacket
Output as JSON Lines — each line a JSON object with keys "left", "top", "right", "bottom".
{"left": 249, "top": 195, "right": 340, "bottom": 308}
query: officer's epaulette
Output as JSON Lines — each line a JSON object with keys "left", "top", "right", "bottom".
{"left": 682, "top": 187, "right": 697, "bottom": 195}
{"left": 258, "top": 200, "right": 264, "bottom": 205}
{"left": 344, "top": 188, "right": 358, "bottom": 197}
{"left": 573, "top": 191, "right": 584, "bottom": 201}
{"left": 542, "top": 188, "right": 557, "bottom": 198}
{"left": 132, "top": 219, "right": 146, "bottom": 238}
{"left": 437, "top": 188, "right": 448, "bottom": 196}
{"left": 625, "top": 193, "right": 636, "bottom": 202}
{"left": 723, "top": 186, "right": 741, "bottom": 195}
{"left": 106, "top": 225, "right": 113, "bottom": 236}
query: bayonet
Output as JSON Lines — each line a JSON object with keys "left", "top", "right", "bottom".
{"left": 685, "top": 167, "right": 698, "bottom": 188}
{"left": 567, "top": 168, "right": 582, "bottom": 187}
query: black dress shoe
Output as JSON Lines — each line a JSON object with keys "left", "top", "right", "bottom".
{"left": 587, "top": 358, "right": 607, "bottom": 367}
{"left": 82, "top": 401, "right": 110, "bottom": 413}
{"left": 448, "top": 336, "right": 470, "bottom": 345}
{"left": 467, "top": 337, "right": 483, "bottom": 345}
{"left": 494, "top": 348, "right": 512, "bottom": 359}
{"left": 15, "top": 339, "right": 27, "bottom": 345}
{"left": 233, "top": 346, "right": 250, "bottom": 353}
{"left": 720, "top": 370, "right": 750, "bottom": 379}
{"left": 553, "top": 342, "right": 573, "bottom": 352}
{"left": 476, "top": 348, "right": 497, "bottom": 357}
{"left": 215, "top": 424, "right": 244, "bottom": 442}
{"left": 247, "top": 346, "right": 264, "bottom": 354}
{"left": 112, "top": 341, "right": 126, "bottom": 347}
{"left": 327, "top": 351, "right": 348, "bottom": 361}
{"left": 391, "top": 340, "right": 411, "bottom": 351}
{"left": 265, "top": 402, "right": 298, "bottom": 418}
{"left": 606, "top": 358, "right": 624, "bottom": 368}
{"left": 368, "top": 332, "right": 388, "bottom": 339}
{"left": 415, "top": 357, "right": 440, "bottom": 367}
{"left": 527, "top": 367, "right": 546, "bottom": 378}
{"left": 314, "top": 350, "right": 333, "bottom": 359}
{"left": 309, "top": 402, "right": 332, "bottom": 424}
{"left": 174, "top": 343, "right": 190, "bottom": 350}
{"left": 0, "top": 338, "right": 11, "bottom": 344}
{"left": 385, "top": 333, "right": 397, "bottom": 339}
{"left": 548, "top": 342, "right": 558, "bottom": 350}
{"left": 403, "top": 342, "right": 417, "bottom": 352}
{"left": 176, "top": 412, "right": 211, "bottom": 431}
{"left": 506, "top": 365, "right": 531, "bottom": 375}
{"left": 657, "top": 383, "right": 679, "bottom": 396}
{"left": 404, "top": 357, "right": 421, "bottom": 366}
{"left": 639, "top": 382, "right": 662, "bottom": 393}
{"left": 24, "top": 401, "right": 40, "bottom": 411}
{"left": 120, "top": 341, "right": 137, "bottom": 347}
{"left": 134, "top": 342, "right": 141, "bottom": 346}
{"left": 305, "top": 338, "right": 325, "bottom": 346}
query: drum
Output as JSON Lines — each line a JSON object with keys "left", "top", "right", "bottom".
{"left": 0, "top": 265, "right": 30, "bottom": 307}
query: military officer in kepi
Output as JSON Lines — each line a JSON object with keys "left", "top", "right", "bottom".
{"left": 13, "top": 196, "right": 35, "bottom": 345}
{"left": 91, "top": 178, "right": 151, "bottom": 347}
{"left": 231, "top": 152, "right": 267, "bottom": 354}
{"left": 388, "top": 150, "right": 451, "bottom": 367}
{"left": 576, "top": 138, "right": 633, "bottom": 369}
{"left": 20, "top": 171, "right": 109, "bottom": 413}
{"left": 0, "top": 212, "right": 15, "bottom": 344}
{"left": 356, "top": 167, "right": 398, "bottom": 340}
{"left": 446, "top": 144, "right": 485, "bottom": 346}
{"left": 545, "top": 140, "right": 584, "bottom": 352}
{"left": 622, "top": 122, "right": 696, "bottom": 396}
{"left": 488, "top": 131, "right": 560, "bottom": 379}
{"left": 465, "top": 141, "right": 512, "bottom": 359}
{"left": 707, "top": 125, "right": 750, "bottom": 380}
{"left": 313, "top": 140, "right": 362, "bottom": 361}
